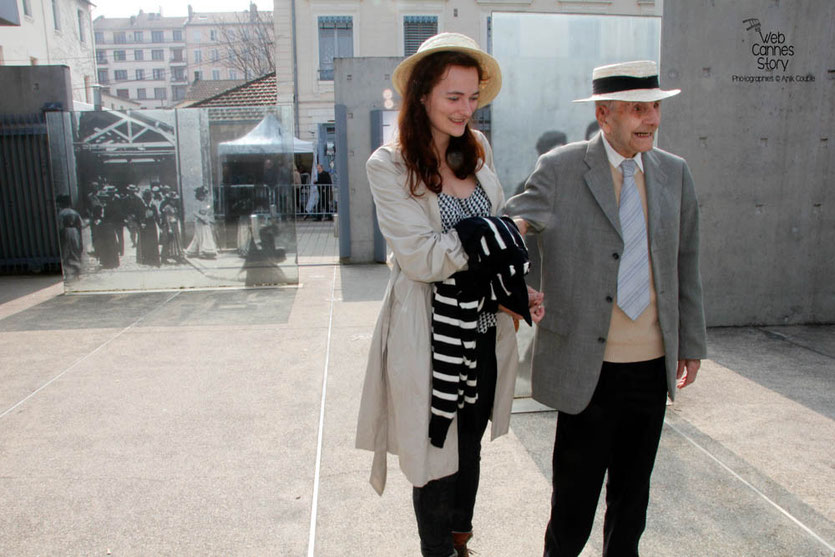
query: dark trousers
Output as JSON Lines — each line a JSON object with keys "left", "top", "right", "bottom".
{"left": 413, "top": 327, "right": 497, "bottom": 557}
{"left": 544, "top": 357, "right": 668, "bottom": 557}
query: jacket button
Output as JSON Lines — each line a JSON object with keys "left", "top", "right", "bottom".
{"left": 598, "top": 337, "right": 606, "bottom": 343}
{"left": 612, "top": 253, "right": 620, "bottom": 260}
{"left": 605, "top": 295, "right": 613, "bottom": 303}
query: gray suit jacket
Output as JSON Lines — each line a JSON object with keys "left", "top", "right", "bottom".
{"left": 505, "top": 134, "right": 707, "bottom": 413}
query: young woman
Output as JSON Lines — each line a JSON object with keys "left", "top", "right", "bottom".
{"left": 355, "top": 33, "right": 544, "bottom": 557}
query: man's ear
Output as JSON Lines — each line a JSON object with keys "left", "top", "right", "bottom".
{"left": 595, "top": 104, "right": 609, "bottom": 133}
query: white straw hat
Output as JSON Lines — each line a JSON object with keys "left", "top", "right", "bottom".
{"left": 573, "top": 60, "right": 680, "bottom": 103}
{"left": 392, "top": 32, "right": 502, "bottom": 109}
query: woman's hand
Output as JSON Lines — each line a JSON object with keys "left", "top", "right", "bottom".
{"left": 527, "top": 285, "right": 545, "bottom": 324}
{"left": 498, "top": 286, "right": 545, "bottom": 328}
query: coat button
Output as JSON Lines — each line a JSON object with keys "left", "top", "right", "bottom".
{"left": 598, "top": 337, "right": 606, "bottom": 343}
{"left": 606, "top": 295, "right": 613, "bottom": 303}
{"left": 612, "top": 253, "right": 620, "bottom": 260}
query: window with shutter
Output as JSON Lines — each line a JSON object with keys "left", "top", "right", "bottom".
{"left": 403, "top": 16, "right": 438, "bottom": 57}
{"left": 318, "top": 16, "right": 353, "bottom": 81}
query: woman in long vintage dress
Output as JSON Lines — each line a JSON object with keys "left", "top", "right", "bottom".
{"left": 57, "top": 195, "right": 83, "bottom": 279}
{"left": 160, "top": 193, "right": 185, "bottom": 264}
{"left": 136, "top": 188, "right": 160, "bottom": 266}
{"left": 94, "top": 188, "right": 121, "bottom": 269}
{"left": 185, "top": 186, "right": 218, "bottom": 259}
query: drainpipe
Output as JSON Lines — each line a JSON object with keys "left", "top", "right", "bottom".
{"left": 291, "top": 0, "right": 300, "bottom": 135}
{"left": 40, "top": 0, "right": 52, "bottom": 64}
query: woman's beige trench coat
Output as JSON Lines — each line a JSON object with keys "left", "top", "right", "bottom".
{"left": 355, "top": 131, "right": 520, "bottom": 495}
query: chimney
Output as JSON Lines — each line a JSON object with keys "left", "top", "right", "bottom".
{"left": 188, "top": 5, "right": 193, "bottom": 21}
{"left": 250, "top": 3, "right": 257, "bottom": 22}
{"left": 130, "top": 15, "right": 135, "bottom": 25}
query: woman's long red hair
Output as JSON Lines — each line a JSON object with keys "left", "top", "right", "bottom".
{"left": 397, "top": 51, "right": 485, "bottom": 197}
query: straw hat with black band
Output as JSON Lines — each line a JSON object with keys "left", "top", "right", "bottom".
{"left": 392, "top": 32, "right": 502, "bottom": 109}
{"left": 573, "top": 60, "right": 680, "bottom": 103}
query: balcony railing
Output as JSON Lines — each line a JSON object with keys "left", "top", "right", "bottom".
{"left": 93, "top": 37, "right": 185, "bottom": 46}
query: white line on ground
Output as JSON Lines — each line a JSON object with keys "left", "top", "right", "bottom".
{"left": 665, "top": 419, "right": 835, "bottom": 553}
{"left": 307, "top": 266, "right": 337, "bottom": 557}
{"left": 0, "top": 290, "right": 182, "bottom": 421}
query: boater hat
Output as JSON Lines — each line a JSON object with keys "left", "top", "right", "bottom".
{"left": 392, "top": 32, "right": 502, "bottom": 109}
{"left": 573, "top": 60, "right": 680, "bottom": 103}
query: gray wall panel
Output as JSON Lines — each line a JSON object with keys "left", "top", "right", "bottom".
{"left": 660, "top": 0, "right": 834, "bottom": 325}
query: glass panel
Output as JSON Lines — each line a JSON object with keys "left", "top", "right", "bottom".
{"left": 491, "top": 12, "right": 661, "bottom": 400}
{"left": 45, "top": 105, "right": 299, "bottom": 292}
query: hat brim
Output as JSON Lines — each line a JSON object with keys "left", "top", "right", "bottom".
{"left": 573, "top": 88, "right": 680, "bottom": 103}
{"left": 392, "top": 46, "right": 502, "bottom": 109}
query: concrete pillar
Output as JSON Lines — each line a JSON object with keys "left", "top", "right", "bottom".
{"left": 333, "top": 57, "right": 402, "bottom": 264}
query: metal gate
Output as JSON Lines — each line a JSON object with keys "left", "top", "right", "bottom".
{"left": 0, "top": 113, "right": 59, "bottom": 273}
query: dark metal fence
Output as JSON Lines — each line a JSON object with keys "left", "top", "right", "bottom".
{"left": 296, "top": 183, "right": 336, "bottom": 221}
{"left": 0, "top": 113, "right": 60, "bottom": 273}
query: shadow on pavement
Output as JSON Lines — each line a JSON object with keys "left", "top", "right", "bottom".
{"left": 0, "top": 287, "right": 297, "bottom": 332}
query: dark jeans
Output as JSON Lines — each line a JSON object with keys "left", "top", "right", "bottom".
{"left": 413, "top": 327, "right": 497, "bottom": 557}
{"left": 544, "top": 357, "right": 668, "bottom": 557}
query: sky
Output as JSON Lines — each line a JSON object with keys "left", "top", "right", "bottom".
{"left": 92, "top": 0, "right": 264, "bottom": 19}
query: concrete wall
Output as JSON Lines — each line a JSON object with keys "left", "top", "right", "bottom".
{"left": 660, "top": 0, "right": 833, "bottom": 325}
{"left": 334, "top": 57, "right": 401, "bottom": 263}
{"left": 0, "top": 65, "right": 73, "bottom": 113}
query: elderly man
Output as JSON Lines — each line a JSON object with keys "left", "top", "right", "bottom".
{"left": 506, "top": 60, "right": 707, "bottom": 556}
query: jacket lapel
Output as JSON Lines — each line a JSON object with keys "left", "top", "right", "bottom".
{"left": 476, "top": 162, "right": 503, "bottom": 217}
{"left": 583, "top": 135, "right": 622, "bottom": 239}
{"left": 386, "top": 144, "right": 445, "bottom": 231}
{"left": 641, "top": 149, "right": 669, "bottom": 252}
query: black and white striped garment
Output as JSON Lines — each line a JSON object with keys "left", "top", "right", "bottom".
{"left": 428, "top": 272, "right": 481, "bottom": 448}
{"left": 428, "top": 215, "right": 530, "bottom": 448}
{"left": 437, "top": 182, "right": 496, "bottom": 333}
{"left": 455, "top": 216, "right": 532, "bottom": 325}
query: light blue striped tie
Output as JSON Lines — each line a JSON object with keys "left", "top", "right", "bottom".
{"left": 617, "top": 159, "right": 650, "bottom": 320}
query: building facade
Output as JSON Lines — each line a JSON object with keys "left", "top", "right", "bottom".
{"left": 0, "top": 0, "right": 96, "bottom": 107}
{"left": 92, "top": 11, "right": 188, "bottom": 109}
{"left": 184, "top": 3, "right": 274, "bottom": 85}
{"left": 93, "top": 3, "right": 272, "bottom": 110}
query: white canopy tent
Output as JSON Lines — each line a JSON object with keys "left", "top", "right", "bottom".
{"left": 217, "top": 113, "right": 313, "bottom": 156}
